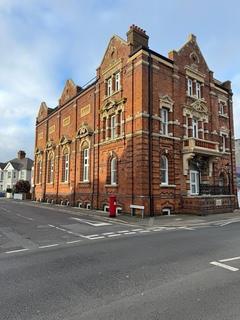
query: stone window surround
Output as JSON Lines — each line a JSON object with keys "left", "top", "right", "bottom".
{"left": 104, "top": 69, "right": 122, "bottom": 99}
{"left": 159, "top": 95, "right": 174, "bottom": 137}
{"left": 186, "top": 76, "right": 204, "bottom": 98}
{"left": 101, "top": 105, "right": 125, "bottom": 141}
{"left": 47, "top": 151, "right": 55, "bottom": 185}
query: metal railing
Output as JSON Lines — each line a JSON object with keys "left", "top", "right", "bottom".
{"left": 199, "top": 184, "right": 230, "bottom": 195}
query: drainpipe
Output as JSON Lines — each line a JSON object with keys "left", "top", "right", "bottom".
{"left": 148, "top": 53, "right": 154, "bottom": 217}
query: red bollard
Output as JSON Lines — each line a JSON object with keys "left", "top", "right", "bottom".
{"left": 109, "top": 195, "right": 117, "bottom": 217}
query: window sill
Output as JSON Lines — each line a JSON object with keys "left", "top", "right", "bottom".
{"left": 79, "top": 181, "right": 91, "bottom": 184}
{"left": 219, "top": 113, "right": 229, "bottom": 119}
{"left": 103, "top": 89, "right": 122, "bottom": 101}
{"left": 105, "top": 184, "right": 118, "bottom": 188}
{"left": 160, "top": 184, "right": 176, "bottom": 188}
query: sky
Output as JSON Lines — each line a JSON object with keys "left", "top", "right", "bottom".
{"left": 0, "top": 0, "right": 239, "bottom": 161}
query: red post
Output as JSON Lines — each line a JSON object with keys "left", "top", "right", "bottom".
{"left": 109, "top": 195, "right": 116, "bottom": 217}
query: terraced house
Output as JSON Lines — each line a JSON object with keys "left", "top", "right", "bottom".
{"left": 34, "top": 25, "right": 237, "bottom": 215}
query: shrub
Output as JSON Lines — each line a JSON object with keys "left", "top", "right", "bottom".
{"left": 14, "top": 180, "right": 31, "bottom": 194}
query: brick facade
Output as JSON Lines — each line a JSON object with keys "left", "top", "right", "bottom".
{"left": 34, "top": 25, "right": 237, "bottom": 215}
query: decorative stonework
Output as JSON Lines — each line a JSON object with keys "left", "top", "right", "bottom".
{"left": 63, "top": 116, "right": 70, "bottom": 127}
{"left": 38, "top": 132, "right": 43, "bottom": 140}
{"left": 100, "top": 97, "right": 126, "bottom": 119}
{"left": 159, "top": 95, "right": 174, "bottom": 112}
{"left": 80, "top": 104, "right": 91, "bottom": 117}
{"left": 35, "top": 148, "right": 43, "bottom": 155}
{"left": 49, "top": 125, "right": 55, "bottom": 134}
{"left": 46, "top": 140, "right": 56, "bottom": 150}
{"left": 76, "top": 124, "right": 93, "bottom": 139}
{"left": 183, "top": 99, "right": 208, "bottom": 122}
{"left": 59, "top": 135, "right": 71, "bottom": 145}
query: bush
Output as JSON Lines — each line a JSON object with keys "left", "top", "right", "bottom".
{"left": 14, "top": 180, "right": 31, "bottom": 194}
{"left": 6, "top": 188, "right": 12, "bottom": 193}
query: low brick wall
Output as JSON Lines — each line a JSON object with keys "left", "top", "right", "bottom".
{"left": 181, "top": 195, "right": 236, "bottom": 215}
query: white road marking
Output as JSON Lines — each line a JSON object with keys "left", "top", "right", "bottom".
{"left": 107, "top": 234, "right": 121, "bottom": 237}
{"left": 48, "top": 224, "right": 85, "bottom": 238}
{"left": 139, "top": 230, "right": 151, "bottom": 233}
{"left": 86, "top": 234, "right": 99, "bottom": 238}
{"left": 210, "top": 261, "right": 239, "bottom": 272}
{"left": 70, "top": 217, "right": 111, "bottom": 226}
{"left": 87, "top": 236, "right": 105, "bottom": 240}
{"left": 152, "top": 228, "right": 166, "bottom": 231}
{"left": 102, "top": 232, "right": 115, "bottom": 235}
{"left": 132, "top": 228, "right": 144, "bottom": 232}
{"left": 39, "top": 244, "right": 59, "bottom": 249}
{"left": 66, "top": 240, "right": 82, "bottom": 244}
{"left": 16, "top": 214, "right": 33, "bottom": 221}
{"left": 179, "top": 226, "right": 195, "bottom": 231}
{"left": 220, "top": 256, "right": 240, "bottom": 262}
{"left": 6, "top": 248, "right": 29, "bottom": 254}
{"left": 219, "top": 219, "right": 240, "bottom": 227}
{"left": 123, "top": 232, "right": 136, "bottom": 235}
{"left": 117, "top": 230, "right": 130, "bottom": 233}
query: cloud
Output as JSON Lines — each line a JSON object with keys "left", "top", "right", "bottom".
{"left": 0, "top": 0, "right": 239, "bottom": 162}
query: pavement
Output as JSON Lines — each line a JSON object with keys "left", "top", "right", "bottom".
{"left": 17, "top": 198, "right": 240, "bottom": 228}
{"left": 2, "top": 198, "right": 240, "bottom": 319}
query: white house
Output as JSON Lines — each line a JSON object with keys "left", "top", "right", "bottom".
{"left": 0, "top": 151, "right": 33, "bottom": 192}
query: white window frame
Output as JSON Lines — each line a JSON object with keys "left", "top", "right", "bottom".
{"left": 63, "top": 154, "right": 69, "bottom": 183}
{"left": 115, "top": 72, "right": 120, "bottom": 92}
{"left": 20, "top": 171, "right": 24, "bottom": 179}
{"left": 190, "top": 170, "right": 199, "bottom": 195}
{"left": 111, "top": 115, "right": 116, "bottom": 139}
{"left": 192, "top": 118, "right": 198, "bottom": 138}
{"left": 111, "top": 157, "right": 117, "bottom": 185}
{"left": 196, "top": 82, "right": 201, "bottom": 99}
{"left": 160, "top": 156, "right": 168, "bottom": 185}
{"left": 83, "top": 148, "right": 89, "bottom": 182}
{"left": 7, "top": 171, "right": 11, "bottom": 179}
{"left": 219, "top": 102, "right": 224, "bottom": 115}
{"left": 107, "top": 77, "right": 112, "bottom": 96}
{"left": 222, "top": 134, "right": 227, "bottom": 152}
{"left": 161, "top": 107, "right": 169, "bottom": 136}
{"left": 187, "top": 78, "right": 193, "bottom": 96}
{"left": 49, "top": 158, "right": 54, "bottom": 183}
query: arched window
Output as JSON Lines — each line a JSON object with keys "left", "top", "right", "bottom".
{"left": 111, "top": 157, "right": 117, "bottom": 185}
{"left": 160, "top": 155, "right": 168, "bottom": 185}
{"left": 62, "top": 148, "right": 69, "bottom": 182}
{"left": 36, "top": 158, "right": 42, "bottom": 184}
{"left": 47, "top": 152, "right": 54, "bottom": 183}
{"left": 81, "top": 141, "right": 90, "bottom": 182}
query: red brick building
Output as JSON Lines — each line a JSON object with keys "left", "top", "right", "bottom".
{"left": 34, "top": 25, "right": 237, "bottom": 215}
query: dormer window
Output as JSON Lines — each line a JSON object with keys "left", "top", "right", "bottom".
{"left": 187, "top": 78, "right": 193, "bottom": 96}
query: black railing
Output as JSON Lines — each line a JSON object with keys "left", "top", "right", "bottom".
{"left": 199, "top": 184, "right": 230, "bottom": 195}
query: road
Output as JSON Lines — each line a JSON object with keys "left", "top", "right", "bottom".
{"left": 1, "top": 199, "right": 240, "bottom": 319}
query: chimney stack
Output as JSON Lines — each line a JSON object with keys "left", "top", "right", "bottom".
{"left": 18, "top": 150, "right": 26, "bottom": 159}
{"left": 127, "top": 24, "right": 149, "bottom": 53}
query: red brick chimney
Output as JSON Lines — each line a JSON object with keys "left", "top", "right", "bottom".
{"left": 127, "top": 24, "right": 149, "bottom": 53}
{"left": 18, "top": 150, "right": 26, "bottom": 159}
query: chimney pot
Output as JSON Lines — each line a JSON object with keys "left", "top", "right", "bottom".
{"left": 18, "top": 150, "right": 26, "bottom": 159}
{"left": 127, "top": 24, "right": 149, "bottom": 53}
